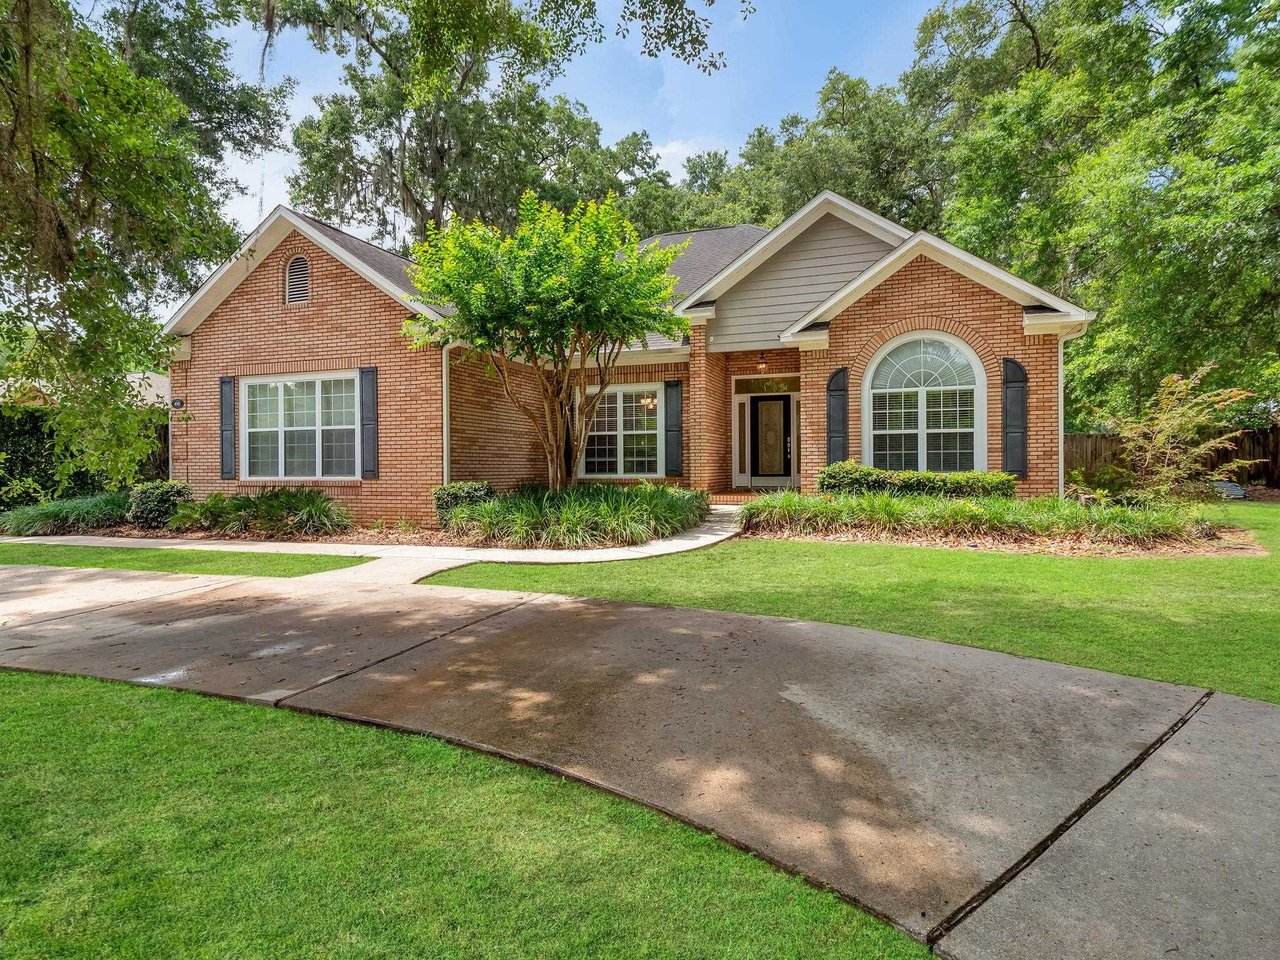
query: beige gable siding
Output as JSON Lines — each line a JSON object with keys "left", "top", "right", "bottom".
{"left": 707, "top": 213, "right": 893, "bottom": 353}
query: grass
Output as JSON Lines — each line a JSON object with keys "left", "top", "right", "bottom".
{"left": 0, "top": 671, "right": 926, "bottom": 959}
{"left": 740, "top": 490, "right": 1216, "bottom": 545}
{"left": 0, "top": 492, "right": 130, "bottom": 536}
{"left": 431, "top": 502, "right": 1280, "bottom": 705}
{"left": 0, "top": 543, "right": 369, "bottom": 578}
{"left": 445, "top": 482, "right": 710, "bottom": 548}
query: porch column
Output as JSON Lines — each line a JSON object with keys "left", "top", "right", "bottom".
{"left": 687, "top": 325, "right": 730, "bottom": 492}
{"left": 799, "top": 347, "right": 834, "bottom": 492}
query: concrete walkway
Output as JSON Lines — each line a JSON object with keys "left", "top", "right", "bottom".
{"left": 1, "top": 564, "right": 1275, "bottom": 958}
{"left": 0, "top": 505, "right": 741, "bottom": 584}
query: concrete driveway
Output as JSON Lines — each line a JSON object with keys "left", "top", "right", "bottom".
{"left": 1, "top": 563, "right": 1276, "bottom": 958}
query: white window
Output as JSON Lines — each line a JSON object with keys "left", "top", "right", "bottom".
{"left": 581, "top": 385, "right": 663, "bottom": 477}
{"left": 241, "top": 373, "right": 359, "bottom": 479}
{"left": 285, "top": 255, "right": 310, "bottom": 304}
{"left": 866, "top": 336, "right": 986, "bottom": 473}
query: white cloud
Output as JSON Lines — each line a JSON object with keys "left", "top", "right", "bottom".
{"left": 655, "top": 136, "right": 729, "bottom": 180}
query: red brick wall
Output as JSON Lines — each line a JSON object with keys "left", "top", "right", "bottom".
{"left": 688, "top": 326, "right": 731, "bottom": 492}
{"left": 447, "top": 353, "right": 547, "bottom": 490}
{"left": 447, "top": 354, "right": 692, "bottom": 488}
{"left": 800, "top": 255, "right": 1061, "bottom": 495}
{"left": 170, "top": 230, "right": 444, "bottom": 523}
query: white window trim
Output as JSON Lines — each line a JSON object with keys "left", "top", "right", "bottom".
{"left": 861, "top": 332, "right": 988, "bottom": 473}
{"left": 239, "top": 370, "right": 361, "bottom": 481}
{"left": 577, "top": 382, "right": 665, "bottom": 479}
{"left": 730, "top": 373, "right": 802, "bottom": 489}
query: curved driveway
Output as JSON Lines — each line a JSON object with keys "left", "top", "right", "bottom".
{"left": 1, "top": 564, "right": 1275, "bottom": 958}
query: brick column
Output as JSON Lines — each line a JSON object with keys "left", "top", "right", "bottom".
{"left": 688, "top": 326, "right": 730, "bottom": 491}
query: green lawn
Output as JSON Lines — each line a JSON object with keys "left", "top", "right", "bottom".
{"left": 0, "top": 672, "right": 924, "bottom": 960}
{"left": 431, "top": 502, "right": 1280, "bottom": 705}
{"left": 0, "top": 542, "right": 369, "bottom": 578}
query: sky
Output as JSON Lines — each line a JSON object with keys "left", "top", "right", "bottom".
{"left": 220, "top": 0, "right": 937, "bottom": 234}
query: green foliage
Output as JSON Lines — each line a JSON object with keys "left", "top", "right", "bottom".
{"left": 0, "top": 406, "right": 104, "bottom": 508}
{"left": 432, "top": 481, "right": 498, "bottom": 518}
{"left": 445, "top": 482, "right": 709, "bottom": 548}
{"left": 816, "top": 462, "right": 1018, "bottom": 498}
{"left": 1102, "top": 365, "right": 1259, "bottom": 498}
{"left": 0, "top": 492, "right": 131, "bottom": 536}
{"left": 408, "top": 192, "right": 687, "bottom": 489}
{"left": 262, "top": 0, "right": 682, "bottom": 240}
{"left": 1, "top": 0, "right": 240, "bottom": 487}
{"left": 168, "top": 489, "right": 354, "bottom": 536}
{"left": 127, "top": 481, "right": 194, "bottom": 530}
{"left": 739, "top": 490, "right": 1216, "bottom": 546}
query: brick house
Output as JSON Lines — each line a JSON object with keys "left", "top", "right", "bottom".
{"left": 164, "top": 191, "right": 1092, "bottom": 525}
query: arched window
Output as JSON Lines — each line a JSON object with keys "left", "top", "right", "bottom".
{"left": 284, "top": 255, "right": 310, "bottom": 304}
{"left": 866, "top": 335, "right": 986, "bottom": 473}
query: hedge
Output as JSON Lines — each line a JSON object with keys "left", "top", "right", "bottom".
{"left": 816, "top": 462, "right": 1018, "bottom": 499}
{"left": 432, "top": 481, "right": 497, "bottom": 518}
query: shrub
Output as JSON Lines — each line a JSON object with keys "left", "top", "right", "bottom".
{"left": 445, "top": 482, "right": 709, "bottom": 548}
{"left": 168, "top": 488, "right": 353, "bottom": 536}
{"left": 0, "top": 492, "right": 131, "bottom": 536}
{"left": 739, "top": 491, "right": 1217, "bottom": 546}
{"left": 816, "top": 462, "right": 1018, "bottom": 499}
{"left": 1103, "top": 365, "right": 1259, "bottom": 498}
{"left": 127, "top": 481, "right": 193, "bottom": 529}
{"left": 432, "top": 481, "right": 497, "bottom": 518}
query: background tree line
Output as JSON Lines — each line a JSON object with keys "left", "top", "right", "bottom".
{"left": 3, "top": 0, "right": 1276, "bottom": 489}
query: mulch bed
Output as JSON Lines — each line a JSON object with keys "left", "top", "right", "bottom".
{"left": 95, "top": 525, "right": 471, "bottom": 547}
{"left": 742, "top": 527, "right": 1265, "bottom": 558}
{"left": 1244, "top": 485, "right": 1280, "bottom": 503}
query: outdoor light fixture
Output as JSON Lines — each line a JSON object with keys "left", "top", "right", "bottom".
{"left": 756, "top": 352, "right": 768, "bottom": 373}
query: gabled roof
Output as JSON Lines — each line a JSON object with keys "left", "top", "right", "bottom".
{"left": 780, "top": 231, "right": 1094, "bottom": 341}
{"left": 644, "top": 224, "right": 769, "bottom": 299}
{"left": 163, "top": 206, "right": 436, "bottom": 337}
{"left": 673, "top": 191, "right": 913, "bottom": 313}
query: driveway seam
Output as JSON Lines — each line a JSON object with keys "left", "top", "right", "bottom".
{"left": 270, "top": 593, "right": 545, "bottom": 707}
{"left": 927, "top": 688, "right": 1215, "bottom": 950}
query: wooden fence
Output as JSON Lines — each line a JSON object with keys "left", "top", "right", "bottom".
{"left": 1065, "top": 427, "right": 1280, "bottom": 486}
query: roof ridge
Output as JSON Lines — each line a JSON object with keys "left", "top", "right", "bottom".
{"left": 288, "top": 207, "right": 414, "bottom": 265}
{"left": 643, "top": 223, "right": 767, "bottom": 242}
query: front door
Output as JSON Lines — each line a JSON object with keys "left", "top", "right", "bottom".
{"left": 750, "top": 394, "right": 792, "bottom": 478}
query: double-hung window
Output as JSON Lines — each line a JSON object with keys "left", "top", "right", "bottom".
{"left": 581, "top": 385, "right": 662, "bottom": 477}
{"left": 242, "top": 373, "right": 359, "bottom": 479}
{"left": 868, "top": 337, "right": 983, "bottom": 473}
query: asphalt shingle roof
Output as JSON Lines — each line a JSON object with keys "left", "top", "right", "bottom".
{"left": 643, "top": 224, "right": 769, "bottom": 298}
{"left": 289, "top": 211, "right": 765, "bottom": 340}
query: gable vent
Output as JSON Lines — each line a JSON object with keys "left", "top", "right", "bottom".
{"left": 284, "top": 255, "right": 310, "bottom": 304}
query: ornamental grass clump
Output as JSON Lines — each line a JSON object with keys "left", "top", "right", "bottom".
{"left": 445, "top": 482, "right": 709, "bottom": 548}
{"left": 739, "top": 491, "right": 1218, "bottom": 546}
{"left": 168, "top": 488, "right": 353, "bottom": 536}
{"left": 0, "top": 492, "right": 131, "bottom": 536}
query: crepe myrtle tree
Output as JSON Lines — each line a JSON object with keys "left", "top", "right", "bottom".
{"left": 406, "top": 191, "right": 687, "bottom": 490}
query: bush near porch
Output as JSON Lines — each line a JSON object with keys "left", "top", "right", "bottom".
{"left": 442, "top": 482, "right": 709, "bottom": 548}
{"left": 817, "top": 462, "right": 1018, "bottom": 498}
{"left": 739, "top": 490, "right": 1219, "bottom": 546}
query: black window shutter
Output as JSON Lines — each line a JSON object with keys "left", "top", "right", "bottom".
{"left": 664, "top": 379, "right": 683, "bottom": 477}
{"left": 1002, "top": 358, "right": 1028, "bottom": 478}
{"left": 826, "top": 368, "right": 848, "bottom": 465}
{"left": 360, "top": 366, "right": 379, "bottom": 479}
{"left": 219, "top": 376, "right": 236, "bottom": 479}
